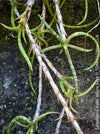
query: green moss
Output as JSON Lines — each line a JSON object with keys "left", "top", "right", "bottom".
{"left": 33, "top": 3, "right": 42, "bottom": 14}
{"left": 61, "top": 3, "right": 74, "bottom": 25}
{"left": 74, "top": 1, "right": 82, "bottom": 8}
{"left": 88, "top": 1, "right": 95, "bottom": 10}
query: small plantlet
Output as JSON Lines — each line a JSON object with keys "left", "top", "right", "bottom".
{"left": 4, "top": 35, "right": 10, "bottom": 41}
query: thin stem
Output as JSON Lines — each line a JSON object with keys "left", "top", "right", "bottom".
{"left": 25, "top": 22, "right": 83, "bottom": 134}
{"left": 33, "top": 61, "right": 42, "bottom": 121}
{"left": 42, "top": 54, "right": 62, "bottom": 79}
{"left": 87, "top": 0, "right": 100, "bottom": 33}
{"left": 33, "top": 2, "right": 45, "bottom": 122}
{"left": 25, "top": 0, "right": 35, "bottom": 20}
{"left": 50, "top": 0, "right": 66, "bottom": 26}
{"left": 63, "top": 46, "right": 79, "bottom": 97}
{"left": 53, "top": 0, "right": 78, "bottom": 103}
{"left": 53, "top": 0, "right": 67, "bottom": 39}
{"left": 55, "top": 108, "right": 65, "bottom": 134}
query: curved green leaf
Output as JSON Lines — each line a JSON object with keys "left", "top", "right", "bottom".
{"left": 1, "top": 23, "right": 19, "bottom": 30}
{"left": 63, "top": 17, "right": 99, "bottom": 29}
{"left": 18, "top": 30, "right": 33, "bottom": 71}
{"left": 77, "top": 0, "right": 88, "bottom": 25}
{"left": 7, "top": 116, "right": 31, "bottom": 134}
{"left": 65, "top": 32, "right": 100, "bottom": 70}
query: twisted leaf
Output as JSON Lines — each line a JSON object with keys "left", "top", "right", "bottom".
{"left": 1, "top": 23, "right": 19, "bottom": 30}
{"left": 65, "top": 32, "right": 100, "bottom": 70}
{"left": 64, "top": 17, "right": 99, "bottom": 29}
{"left": 60, "top": 76, "right": 75, "bottom": 98}
{"left": 18, "top": 30, "right": 33, "bottom": 71}
{"left": 7, "top": 116, "right": 31, "bottom": 134}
